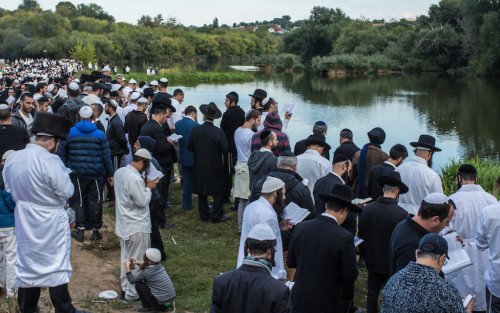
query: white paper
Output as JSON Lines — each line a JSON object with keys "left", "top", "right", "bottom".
{"left": 354, "top": 236, "right": 364, "bottom": 248}
{"left": 352, "top": 197, "right": 373, "bottom": 205}
{"left": 282, "top": 102, "right": 297, "bottom": 114}
{"left": 285, "top": 281, "right": 295, "bottom": 290}
{"left": 142, "top": 163, "right": 164, "bottom": 181}
{"left": 168, "top": 133, "right": 183, "bottom": 142}
{"left": 441, "top": 231, "right": 473, "bottom": 274}
{"left": 283, "top": 202, "right": 310, "bottom": 225}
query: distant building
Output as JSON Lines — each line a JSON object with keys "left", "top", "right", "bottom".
{"left": 245, "top": 26, "right": 256, "bottom": 31}
{"left": 404, "top": 18, "right": 416, "bottom": 22}
{"left": 389, "top": 18, "right": 397, "bottom": 23}
{"left": 268, "top": 26, "right": 285, "bottom": 33}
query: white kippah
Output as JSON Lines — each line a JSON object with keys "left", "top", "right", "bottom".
{"left": 129, "top": 78, "right": 137, "bottom": 84}
{"left": 134, "top": 148, "right": 152, "bottom": 160}
{"left": 68, "top": 82, "right": 79, "bottom": 91}
{"left": 248, "top": 223, "right": 276, "bottom": 241}
{"left": 262, "top": 97, "right": 270, "bottom": 106}
{"left": 33, "top": 94, "right": 42, "bottom": 101}
{"left": 137, "top": 97, "right": 149, "bottom": 104}
{"left": 79, "top": 106, "right": 93, "bottom": 119}
{"left": 261, "top": 177, "right": 285, "bottom": 193}
{"left": 130, "top": 92, "right": 141, "bottom": 100}
{"left": 159, "top": 78, "right": 168, "bottom": 83}
{"left": 111, "top": 84, "right": 121, "bottom": 92}
{"left": 150, "top": 80, "right": 158, "bottom": 86}
{"left": 145, "top": 248, "right": 161, "bottom": 262}
{"left": 424, "top": 192, "right": 449, "bottom": 205}
{"left": 47, "top": 84, "right": 55, "bottom": 93}
{"left": 0, "top": 104, "right": 9, "bottom": 110}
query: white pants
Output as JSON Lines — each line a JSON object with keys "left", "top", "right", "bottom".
{"left": 0, "top": 231, "right": 17, "bottom": 297}
{"left": 120, "top": 232, "right": 150, "bottom": 301}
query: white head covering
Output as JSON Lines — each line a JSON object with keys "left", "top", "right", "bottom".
{"left": 130, "top": 92, "right": 141, "bottom": 101}
{"left": 79, "top": 106, "right": 93, "bottom": 118}
{"left": 261, "top": 177, "right": 285, "bottom": 193}
{"left": 248, "top": 223, "right": 276, "bottom": 240}
{"left": 102, "top": 66, "right": 111, "bottom": 72}
{"left": 68, "top": 82, "right": 79, "bottom": 91}
{"left": 134, "top": 148, "right": 152, "bottom": 160}
{"left": 145, "top": 248, "right": 161, "bottom": 263}
{"left": 424, "top": 193, "right": 449, "bottom": 205}
{"left": 159, "top": 78, "right": 168, "bottom": 83}
{"left": 0, "top": 104, "right": 9, "bottom": 110}
{"left": 33, "top": 94, "right": 42, "bottom": 101}
{"left": 129, "top": 78, "right": 137, "bottom": 85}
{"left": 47, "top": 84, "right": 55, "bottom": 93}
{"left": 150, "top": 80, "right": 158, "bottom": 86}
{"left": 111, "top": 84, "right": 121, "bottom": 92}
{"left": 138, "top": 97, "right": 149, "bottom": 104}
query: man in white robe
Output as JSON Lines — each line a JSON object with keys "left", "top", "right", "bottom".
{"left": 3, "top": 112, "right": 89, "bottom": 313}
{"left": 444, "top": 164, "right": 497, "bottom": 311}
{"left": 237, "top": 177, "right": 292, "bottom": 280}
{"left": 396, "top": 135, "right": 443, "bottom": 215}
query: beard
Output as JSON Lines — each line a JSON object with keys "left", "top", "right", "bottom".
{"left": 251, "top": 121, "right": 259, "bottom": 132}
{"left": 341, "top": 170, "right": 350, "bottom": 182}
{"left": 427, "top": 154, "right": 434, "bottom": 168}
{"left": 273, "top": 190, "right": 286, "bottom": 216}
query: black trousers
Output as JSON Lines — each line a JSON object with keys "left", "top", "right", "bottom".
{"left": 159, "top": 167, "right": 172, "bottom": 207}
{"left": 71, "top": 176, "right": 103, "bottom": 230}
{"left": 18, "top": 284, "right": 75, "bottom": 313}
{"left": 135, "top": 281, "right": 165, "bottom": 310}
{"left": 149, "top": 198, "right": 166, "bottom": 261}
{"left": 367, "top": 271, "right": 389, "bottom": 313}
{"left": 198, "top": 195, "right": 224, "bottom": 222}
{"left": 223, "top": 152, "right": 236, "bottom": 202}
{"left": 106, "top": 154, "right": 123, "bottom": 201}
{"left": 487, "top": 286, "right": 500, "bottom": 313}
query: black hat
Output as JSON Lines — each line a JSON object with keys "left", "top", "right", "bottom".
{"left": 318, "top": 184, "right": 361, "bottom": 212}
{"left": 378, "top": 171, "right": 409, "bottom": 194}
{"left": 279, "top": 150, "right": 295, "bottom": 157}
{"left": 248, "top": 88, "right": 267, "bottom": 100}
{"left": 458, "top": 164, "right": 476, "bottom": 175}
{"left": 332, "top": 154, "right": 350, "bottom": 165}
{"left": 31, "top": 112, "right": 72, "bottom": 140}
{"left": 305, "top": 134, "right": 331, "bottom": 150}
{"left": 143, "top": 88, "right": 154, "bottom": 98}
{"left": 153, "top": 99, "right": 176, "bottom": 113}
{"left": 410, "top": 134, "right": 441, "bottom": 152}
{"left": 418, "top": 233, "right": 449, "bottom": 259}
{"left": 367, "top": 127, "right": 386, "bottom": 145}
{"left": 199, "top": 102, "right": 222, "bottom": 119}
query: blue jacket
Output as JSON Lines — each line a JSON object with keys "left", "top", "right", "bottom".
{"left": 0, "top": 165, "right": 15, "bottom": 228}
{"left": 175, "top": 117, "right": 198, "bottom": 167}
{"left": 58, "top": 120, "right": 113, "bottom": 180}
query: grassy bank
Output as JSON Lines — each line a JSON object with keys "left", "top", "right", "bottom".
{"left": 123, "top": 71, "right": 255, "bottom": 84}
{"left": 312, "top": 54, "right": 400, "bottom": 76}
{"left": 440, "top": 156, "right": 500, "bottom": 197}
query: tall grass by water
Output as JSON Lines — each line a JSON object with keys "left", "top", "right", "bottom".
{"left": 312, "top": 54, "right": 400, "bottom": 76}
{"left": 123, "top": 70, "right": 255, "bottom": 84}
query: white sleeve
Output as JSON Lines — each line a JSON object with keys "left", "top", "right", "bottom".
{"left": 282, "top": 118, "right": 289, "bottom": 130}
{"left": 129, "top": 177, "right": 152, "bottom": 208}
{"left": 475, "top": 209, "right": 489, "bottom": 251}
{"left": 48, "top": 158, "right": 75, "bottom": 200}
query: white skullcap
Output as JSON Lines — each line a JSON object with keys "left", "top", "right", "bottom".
{"left": 129, "top": 78, "right": 137, "bottom": 85}
{"left": 138, "top": 97, "right": 149, "bottom": 104}
{"left": 44, "top": 92, "right": 53, "bottom": 99}
{"left": 68, "top": 82, "right": 79, "bottom": 91}
{"left": 103, "top": 66, "right": 111, "bottom": 72}
{"left": 130, "top": 92, "right": 141, "bottom": 101}
{"left": 74, "top": 78, "right": 80, "bottom": 83}
{"left": 2, "top": 150, "right": 15, "bottom": 161}
{"left": 83, "top": 86, "right": 92, "bottom": 92}
{"left": 145, "top": 248, "right": 161, "bottom": 263}
{"left": 424, "top": 192, "right": 449, "bottom": 205}
{"left": 95, "top": 100, "right": 104, "bottom": 108}
{"left": 109, "top": 100, "right": 118, "bottom": 108}
{"left": 134, "top": 148, "right": 152, "bottom": 160}
{"left": 159, "top": 78, "right": 168, "bottom": 83}
{"left": 0, "top": 104, "right": 9, "bottom": 110}
{"left": 79, "top": 106, "right": 93, "bottom": 119}
{"left": 262, "top": 97, "right": 270, "bottom": 106}
{"left": 116, "top": 73, "right": 123, "bottom": 78}
{"left": 135, "top": 87, "right": 143, "bottom": 94}
{"left": 47, "top": 84, "right": 55, "bottom": 93}
{"left": 33, "top": 94, "right": 42, "bottom": 101}
{"left": 123, "top": 86, "right": 132, "bottom": 97}
{"left": 111, "top": 84, "right": 121, "bottom": 92}
{"left": 6, "top": 96, "right": 15, "bottom": 105}
{"left": 261, "top": 177, "right": 285, "bottom": 193}
{"left": 248, "top": 223, "right": 276, "bottom": 241}
{"left": 150, "top": 80, "right": 158, "bottom": 86}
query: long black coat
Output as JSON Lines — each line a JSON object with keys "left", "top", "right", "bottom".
{"left": 294, "top": 138, "right": 330, "bottom": 160}
{"left": 358, "top": 197, "right": 407, "bottom": 275}
{"left": 333, "top": 141, "right": 360, "bottom": 160}
{"left": 211, "top": 263, "right": 292, "bottom": 313}
{"left": 287, "top": 216, "right": 358, "bottom": 313}
{"left": 220, "top": 105, "right": 245, "bottom": 157}
{"left": 140, "top": 120, "right": 175, "bottom": 169}
{"left": 187, "top": 122, "right": 228, "bottom": 196}
{"left": 106, "top": 114, "right": 129, "bottom": 156}
{"left": 367, "top": 162, "right": 395, "bottom": 200}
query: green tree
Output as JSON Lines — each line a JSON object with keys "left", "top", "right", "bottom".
{"left": 69, "top": 40, "right": 97, "bottom": 65}
{"left": 18, "top": 0, "right": 40, "bottom": 11}
{"left": 55, "top": 1, "right": 78, "bottom": 18}
{"left": 213, "top": 17, "right": 219, "bottom": 29}
{"left": 77, "top": 3, "right": 114, "bottom": 21}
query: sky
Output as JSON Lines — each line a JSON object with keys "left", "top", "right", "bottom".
{"left": 3, "top": 0, "right": 441, "bottom": 26}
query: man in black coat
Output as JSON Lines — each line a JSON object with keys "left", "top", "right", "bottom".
{"left": 333, "top": 128, "right": 360, "bottom": 160}
{"left": 358, "top": 171, "right": 408, "bottom": 313}
{"left": 124, "top": 98, "right": 148, "bottom": 151}
{"left": 211, "top": 223, "right": 292, "bottom": 313}
{"left": 220, "top": 92, "right": 245, "bottom": 207}
{"left": 187, "top": 102, "right": 230, "bottom": 223}
{"left": 248, "top": 130, "right": 278, "bottom": 193}
{"left": 293, "top": 121, "right": 330, "bottom": 160}
{"left": 287, "top": 184, "right": 360, "bottom": 313}
{"left": 367, "top": 144, "right": 407, "bottom": 201}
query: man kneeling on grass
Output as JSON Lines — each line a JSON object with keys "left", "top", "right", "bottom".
{"left": 125, "top": 248, "right": 176, "bottom": 312}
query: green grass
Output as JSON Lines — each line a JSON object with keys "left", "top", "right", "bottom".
{"left": 440, "top": 156, "right": 500, "bottom": 197}
{"left": 122, "top": 71, "right": 254, "bottom": 84}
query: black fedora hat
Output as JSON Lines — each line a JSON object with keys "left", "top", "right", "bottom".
{"left": 152, "top": 98, "right": 176, "bottom": 113}
{"left": 410, "top": 134, "right": 441, "bottom": 152}
{"left": 31, "top": 112, "right": 72, "bottom": 140}
{"left": 318, "top": 184, "right": 361, "bottom": 212}
{"left": 199, "top": 102, "right": 222, "bottom": 119}
{"left": 305, "top": 134, "right": 331, "bottom": 150}
{"left": 142, "top": 87, "right": 154, "bottom": 98}
{"left": 248, "top": 88, "right": 267, "bottom": 100}
{"left": 378, "top": 171, "right": 409, "bottom": 194}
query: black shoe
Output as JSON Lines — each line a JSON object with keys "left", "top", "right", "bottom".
{"left": 160, "top": 222, "right": 176, "bottom": 229}
{"left": 230, "top": 204, "right": 237, "bottom": 211}
{"left": 71, "top": 229, "right": 84, "bottom": 242}
{"left": 90, "top": 230, "right": 103, "bottom": 241}
{"left": 120, "top": 291, "right": 125, "bottom": 300}
{"left": 137, "top": 308, "right": 155, "bottom": 312}
{"left": 212, "top": 216, "right": 230, "bottom": 223}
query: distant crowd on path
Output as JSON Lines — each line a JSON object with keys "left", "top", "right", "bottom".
{"left": 0, "top": 58, "right": 499, "bottom": 313}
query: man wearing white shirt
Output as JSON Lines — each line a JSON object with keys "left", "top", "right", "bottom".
{"left": 234, "top": 109, "right": 262, "bottom": 231}
{"left": 114, "top": 149, "right": 159, "bottom": 301}
{"left": 396, "top": 135, "right": 443, "bottom": 215}
{"left": 296, "top": 134, "right": 332, "bottom": 198}
{"left": 444, "top": 164, "right": 497, "bottom": 312}
{"left": 121, "top": 91, "right": 140, "bottom": 123}
{"left": 168, "top": 89, "right": 183, "bottom": 130}
{"left": 237, "top": 177, "right": 292, "bottom": 280}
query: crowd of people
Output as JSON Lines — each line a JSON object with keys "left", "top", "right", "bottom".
{"left": 0, "top": 58, "right": 499, "bottom": 313}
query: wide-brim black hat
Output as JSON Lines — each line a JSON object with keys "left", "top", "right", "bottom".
{"left": 318, "top": 184, "right": 361, "bottom": 212}
{"left": 153, "top": 98, "right": 176, "bottom": 113}
{"left": 143, "top": 88, "right": 154, "bottom": 98}
{"left": 410, "top": 134, "right": 441, "bottom": 152}
{"left": 248, "top": 88, "right": 267, "bottom": 100}
{"left": 199, "top": 102, "right": 222, "bottom": 119}
{"left": 31, "top": 112, "right": 72, "bottom": 140}
{"left": 305, "top": 134, "right": 331, "bottom": 150}
{"left": 378, "top": 171, "right": 409, "bottom": 194}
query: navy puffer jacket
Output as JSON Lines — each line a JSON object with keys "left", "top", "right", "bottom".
{"left": 58, "top": 120, "right": 114, "bottom": 180}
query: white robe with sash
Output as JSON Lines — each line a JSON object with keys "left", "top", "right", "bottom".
{"left": 3, "top": 144, "right": 74, "bottom": 287}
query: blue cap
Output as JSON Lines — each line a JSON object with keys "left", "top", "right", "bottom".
{"left": 418, "top": 233, "right": 449, "bottom": 259}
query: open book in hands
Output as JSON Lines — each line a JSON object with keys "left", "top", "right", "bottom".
{"left": 282, "top": 103, "right": 297, "bottom": 115}
{"left": 283, "top": 202, "right": 310, "bottom": 225}
{"left": 441, "top": 231, "right": 473, "bottom": 274}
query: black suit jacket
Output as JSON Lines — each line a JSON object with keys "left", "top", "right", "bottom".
{"left": 294, "top": 138, "right": 330, "bottom": 160}
{"left": 358, "top": 197, "right": 407, "bottom": 274}
{"left": 287, "top": 215, "right": 358, "bottom": 313}
{"left": 140, "top": 119, "right": 175, "bottom": 169}
{"left": 211, "top": 263, "right": 292, "bottom": 313}
{"left": 367, "top": 162, "right": 396, "bottom": 200}
{"left": 333, "top": 141, "right": 360, "bottom": 160}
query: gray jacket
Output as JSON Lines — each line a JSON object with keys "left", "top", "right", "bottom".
{"left": 11, "top": 111, "right": 34, "bottom": 137}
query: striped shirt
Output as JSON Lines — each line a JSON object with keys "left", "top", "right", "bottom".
{"left": 126, "top": 263, "right": 176, "bottom": 304}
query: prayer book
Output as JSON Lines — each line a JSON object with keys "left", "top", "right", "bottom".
{"left": 283, "top": 202, "right": 310, "bottom": 225}
{"left": 168, "top": 133, "right": 183, "bottom": 142}
{"left": 282, "top": 102, "right": 297, "bottom": 114}
{"left": 441, "top": 231, "right": 473, "bottom": 274}
{"left": 143, "top": 163, "right": 164, "bottom": 181}
{"left": 352, "top": 197, "right": 373, "bottom": 206}
{"left": 354, "top": 236, "right": 364, "bottom": 248}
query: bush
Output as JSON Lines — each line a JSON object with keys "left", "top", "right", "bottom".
{"left": 440, "top": 156, "right": 500, "bottom": 197}
{"left": 311, "top": 54, "right": 400, "bottom": 74}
